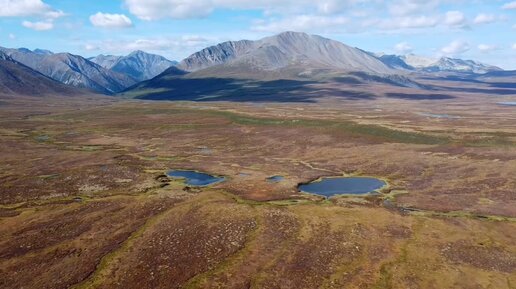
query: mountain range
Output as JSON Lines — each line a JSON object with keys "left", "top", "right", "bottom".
{"left": 0, "top": 51, "right": 79, "bottom": 96}
{"left": 0, "top": 48, "right": 177, "bottom": 94}
{"left": 89, "top": 51, "right": 177, "bottom": 82}
{"left": 0, "top": 31, "right": 513, "bottom": 100}
{"left": 126, "top": 32, "right": 416, "bottom": 100}
{"left": 178, "top": 32, "right": 394, "bottom": 79}
{"left": 377, "top": 53, "right": 502, "bottom": 74}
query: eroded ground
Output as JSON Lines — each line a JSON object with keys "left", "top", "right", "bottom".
{"left": 0, "top": 94, "right": 515, "bottom": 288}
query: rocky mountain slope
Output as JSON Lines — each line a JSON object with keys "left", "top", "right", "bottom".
{"left": 90, "top": 51, "right": 177, "bottom": 82}
{"left": 88, "top": 55, "right": 122, "bottom": 70}
{"left": 178, "top": 40, "right": 254, "bottom": 72}
{"left": 378, "top": 53, "right": 502, "bottom": 74}
{"left": 423, "top": 57, "right": 502, "bottom": 74}
{"left": 178, "top": 32, "right": 394, "bottom": 78}
{"left": 1, "top": 32, "right": 508, "bottom": 99}
{"left": 0, "top": 51, "right": 80, "bottom": 96}
{"left": 0, "top": 47, "right": 136, "bottom": 94}
{"left": 123, "top": 32, "right": 429, "bottom": 101}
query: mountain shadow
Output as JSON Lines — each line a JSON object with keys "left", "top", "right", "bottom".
{"left": 384, "top": 93, "right": 456, "bottom": 100}
{"left": 122, "top": 77, "right": 461, "bottom": 103}
{"left": 122, "top": 77, "right": 380, "bottom": 103}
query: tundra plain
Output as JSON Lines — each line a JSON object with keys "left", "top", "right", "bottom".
{"left": 0, "top": 89, "right": 515, "bottom": 288}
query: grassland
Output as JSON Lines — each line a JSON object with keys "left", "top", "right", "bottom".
{"left": 0, "top": 94, "right": 514, "bottom": 288}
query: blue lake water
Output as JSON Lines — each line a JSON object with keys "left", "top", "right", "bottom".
{"left": 419, "top": 113, "right": 460, "bottom": 119}
{"left": 167, "top": 170, "right": 225, "bottom": 186}
{"left": 497, "top": 102, "right": 516, "bottom": 107}
{"left": 266, "top": 175, "right": 284, "bottom": 183}
{"left": 299, "top": 177, "right": 386, "bottom": 198}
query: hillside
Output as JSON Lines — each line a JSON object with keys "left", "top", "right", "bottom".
{"left": 178, "top": 32, "right": 394, "bottom": 78}
{"left": 0, "top": 47, "right": 136, "bottom": 94}
{"left": 0, "top": 51, "right": 81, "bottom": 96}
{"left": 91, "top": 51, "right": 177, "bottom": 82}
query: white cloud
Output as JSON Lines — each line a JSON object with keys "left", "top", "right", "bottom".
{"left": 477, "top": 44, "right": 498, "bottom": 53}
{"left": 22, "top": 20, "right": 53, "bottom": 31}
{"left": 440, "top": 40, "right": 470, "bottom": 55}
{"left": 513, "top": 43, "right": 516, "bottom": 50}
{"left": 473, "top": 13, "right": 496, "bottom": 24}
{"left": 375, "top": 15, "right": 439, "bottom": 30}
{"left": 502, "top": 1, "right": 516, "bottom": 9}
{"left": 317, "top": 0, "right": 349, "bottom": 15}
{"left": 84, "top": 44, "right": 99, "bottom": 51}
{"left": 444, "top": 11, "right": 466, "bottom": 27}
{"left": 0, "top": 0, "right": 63, "bottom": 18}
{"left": 394, "top": 42, "right": 413, "bottom": 54}
{"left": 83, "top": 36, "right": 210, "bottom": 57}
{"left": 252, "top": 15, "right": 349, "bottom": 32}
{"left": 90, "top": 12, "right": 133, "bottom": 28}
{"left": 122, "top": 0, "right": 373, "bottom": 20}
{"left": 8, "top": 33, "right": 16, "bottom": 40}
{"left": 123, "top": 0, "right": 213, "bottom": 20}
{"left": 119, "top": 0, "right": 491, "bottom": 36}
{"left": 387, "top": 0, "right": 441, "bottom": 16}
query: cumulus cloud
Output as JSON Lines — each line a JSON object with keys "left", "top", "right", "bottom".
{"left": 473, "top": 13, "right": 496, "bottom": 24}
{"left": 120, "top": 0, "right": 501, "bottom": 37}
{"left": 387, "top": 0, "right": 440, "bottom": 16}
{"left": 84, "top": 44, "right": 99, "bottom": 51}
{"left": 123, "top": 0, "right": 213, "bottom": 20}
{"left": 477, "top": 44, "right": 498, "bottom": 53}
{"left": 502, "top": 1, "right": 516, "bottom": 9}
{"left": 90, "top": 12, "right": 133, "bottom": 28}
{"left": 375, "top": 15, "right": 438, "bottom": 30}
{"left": 22, "top": 20, "right": 53, "bottom": 31}
{"left": 394, "top": 42, "right": 413, "bottom": 54}
{"left": 83, "top": 36, "right": 210, "bottom": 57}
{"left": 8, "top": 33, "right": 16, "bottom": 40}
{"left": 316, "top": 0, "right": 350, "bottom": 15}
{"left": 0, "top": 0, "right": 64, "bottom": 18}
{"left": 122, "top": 0, "right": 372, "bottom": 20}
{"left": 444, "top": 11, "right": 466, "bottom": 27}
{"left": 252, "top": 15, "right": 349, "bottom": 33}
{"left": 440, "top": 40, "right": 470, "bottom": 55}
{"left": 0, "top": 0, "right": 64, "bottom": 32}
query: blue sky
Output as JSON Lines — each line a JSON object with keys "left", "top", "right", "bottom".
{"left": 1, "top": 0, "right": 516, "bottom": 69}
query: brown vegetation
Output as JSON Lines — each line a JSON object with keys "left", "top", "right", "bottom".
{"left": 0, "top": 94, "right": 514, "bottom": 288}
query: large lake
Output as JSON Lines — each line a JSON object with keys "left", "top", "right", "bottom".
{"left": 299, "top": 177, "right": 386, "bottom": 198}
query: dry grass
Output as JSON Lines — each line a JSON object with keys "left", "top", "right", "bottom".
{"left": 0, "top": 94, "right": 514, "bottom": 288}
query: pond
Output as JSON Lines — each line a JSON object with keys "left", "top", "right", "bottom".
{"left": 419, "top": 112, "right": 460, "bottom": 119}
{"left": 167, "top": 170, "right": 225, "bottom": 186}
{"left": 266, "top": 175, "right": 284, "bottom": 183}
{"left": 299, "top": 177, "right": 386, "bottom": 198}
{"left": 497, "top": 102, "right": 516, "bottom": 107}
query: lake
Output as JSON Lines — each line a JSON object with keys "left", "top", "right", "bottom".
{"left": 299, "top": 177, "right": 386, "bottom": 198}
{"left": 497, "top": 102, "right": 516, "bottom": 107}
{"left": 167, "top": 170, "right": 225, "bottom": 186}
{"left": 267, "top": 175, "right": 284, "bottom": 183}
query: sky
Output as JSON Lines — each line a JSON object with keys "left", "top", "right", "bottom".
{"left": 1, "top": 0, "right": 516, "bottom": 69}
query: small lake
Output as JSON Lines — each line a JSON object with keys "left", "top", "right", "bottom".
{"left": 266, "top": 175, "right": 284, "bottom": 183}
{"left": 497, "top": 102, "right": 516, "bottom": 107}
{"left": 418, "top": 113, "right": 460, "bottom": 119}
{"left": 167, "top": 170, "right": 225, "bottom": 186}
{"left": 299, "top": 177, "right": 386, "bottom": 198}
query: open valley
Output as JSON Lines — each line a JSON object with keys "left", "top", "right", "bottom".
{"left": 1, "top": 92, "right": 514, "bottom": 288}
{"left": 1, "top": 2, "right": 516, "bottom": 286}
